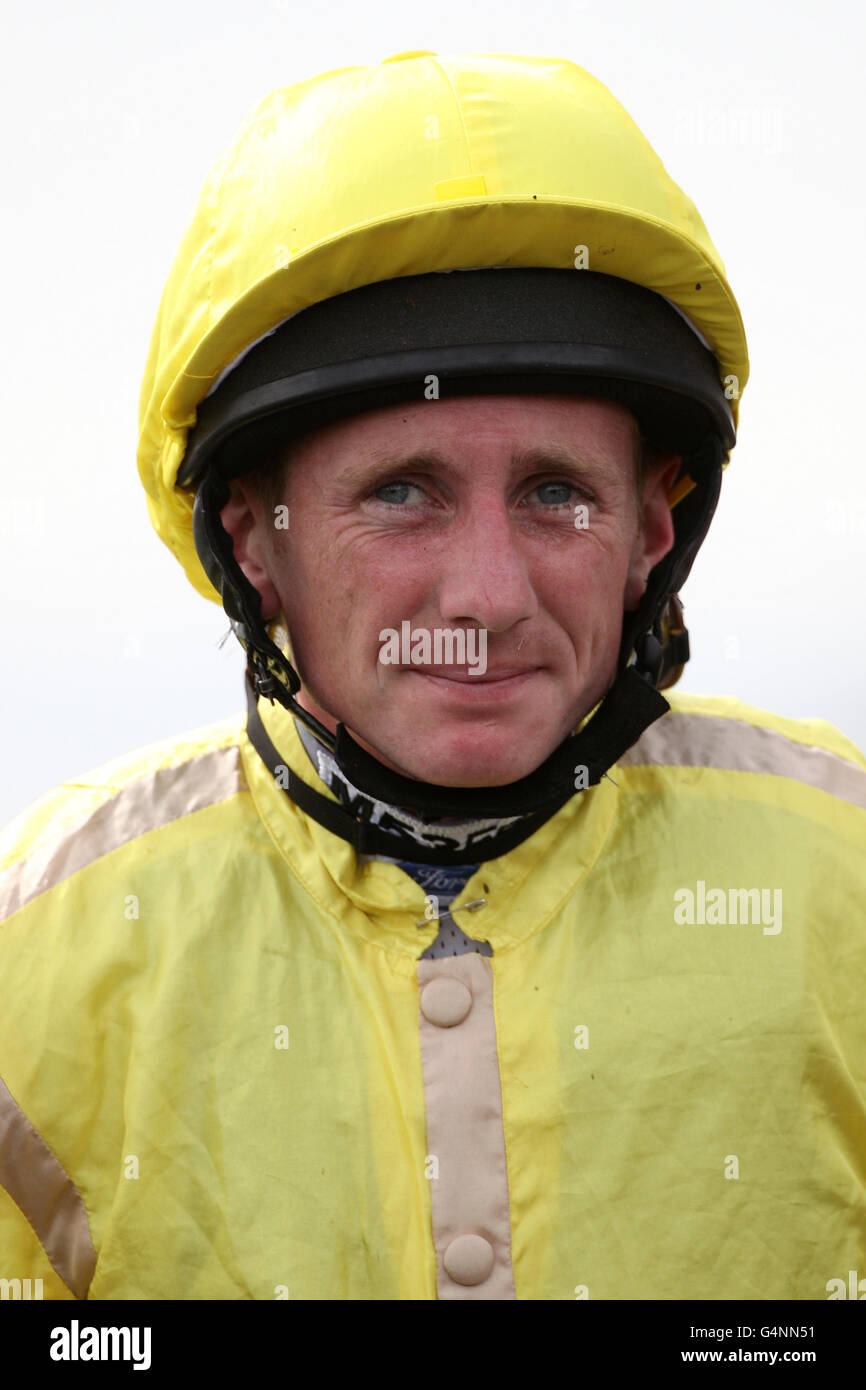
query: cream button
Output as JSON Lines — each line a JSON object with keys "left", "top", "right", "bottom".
{"left": 444, "top": 1235, "right": 495, "bottom": 1286}
{"left": 420, "top": 976, "right": 472, "bottom": 1027}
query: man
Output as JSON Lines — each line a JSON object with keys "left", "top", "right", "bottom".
{"left": 1, "top": 51, "right": 864, "bottom": 1303}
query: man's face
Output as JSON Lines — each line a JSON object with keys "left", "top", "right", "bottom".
{"left": 221, "top": 394, "right": 679, "bottom": 787}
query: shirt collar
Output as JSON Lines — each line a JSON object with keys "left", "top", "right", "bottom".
{"left": 239, "top": 686, "right": 619, "bottom": 964}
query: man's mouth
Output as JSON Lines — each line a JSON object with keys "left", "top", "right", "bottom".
{"left": 408, "top": 667, "right": 541, "bottom": 696}
{"left": 413, "top": 665, "right": 538, "bottom": 683}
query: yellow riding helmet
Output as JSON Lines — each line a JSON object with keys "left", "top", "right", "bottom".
{"left": 138, "top": 49, "right": 747, "bottom": 602}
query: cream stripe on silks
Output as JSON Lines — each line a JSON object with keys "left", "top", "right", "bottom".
{"left": 0, "top": 1074, "right": 97, "bottom": 1299}
{"left": 618, "top": 712, "right": 866, "bottom": 810}
{"left": 0, "top": 746, "right": 244, "bottom": 923}
{"left": 417, "top": 953, "right": 517, "bottom": 1300}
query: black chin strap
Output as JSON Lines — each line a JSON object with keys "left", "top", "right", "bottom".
{"left": 329, "top": 665, "right": 668, "bottom": 816}
{"left": 244, "top": 672, "right": 553, "bottom": 865}
{"left": 244, "top": 666, "right": 669, "bottom": 864}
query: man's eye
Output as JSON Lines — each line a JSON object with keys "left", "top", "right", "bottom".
{"left": 531, "top": 480, "right": 585, "bottom": 507}
{"left": 373, "top": 480, "right": 426, "bottom": 505}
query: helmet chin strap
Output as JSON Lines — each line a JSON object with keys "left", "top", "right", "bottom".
{"left": 241, "top": 662, "right": 668, "bottom": 865}
{"left": 266, "top": 655, "right": 657, "bottom": 818}
{"left": 324, "top": 665, "right": 667, "bottom": 817}
{"left": 236, "top": 597, "right": 668, "bottom": 819}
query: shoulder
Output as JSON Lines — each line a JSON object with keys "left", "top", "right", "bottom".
{"left": 618, "top": 688, "right": 866, "bottom": 812}
{"left": 0, "top": 713, "right": 247, "bottom": 923}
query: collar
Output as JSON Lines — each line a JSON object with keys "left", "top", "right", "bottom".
{"left": 238, "top": 682, "right": 620, "bottom": 967}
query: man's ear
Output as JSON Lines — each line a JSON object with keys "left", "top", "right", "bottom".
{"left": 219, "top": 476, "right": 282, "bottom": 620}
{"left": 624, "top": 451, "right": 682, "bottom": 610}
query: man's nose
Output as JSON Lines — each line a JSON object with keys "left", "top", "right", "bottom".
{"left": 434, "top": 498, "right": 539, "bottom": 634}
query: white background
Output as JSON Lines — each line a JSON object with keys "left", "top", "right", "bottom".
{"left": 2, "top": 0, "right": 864, "bottom": 826}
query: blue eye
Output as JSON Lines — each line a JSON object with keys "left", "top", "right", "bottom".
{"left": 534, "top": 481, "right": 575, "bottom": 506}
{"left": 374, "top": 480, "right": 424, "bottom": 504}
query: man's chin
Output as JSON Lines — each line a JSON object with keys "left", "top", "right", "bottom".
{"left": 346, "top": 724, "right": 566, "bottom": 791}
{"left": 299, "top": 681, "right": 585, "bottom": 789}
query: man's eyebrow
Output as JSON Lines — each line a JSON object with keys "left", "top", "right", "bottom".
{"left": 333, "top": 445, "right": 612, "bottom": 486}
